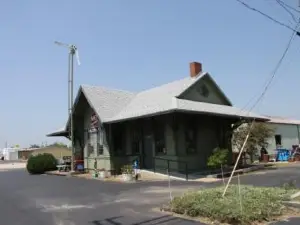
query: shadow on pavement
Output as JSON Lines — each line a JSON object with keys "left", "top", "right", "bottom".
{"left": 89, "top": 215, "right": 202, "bottom": 225}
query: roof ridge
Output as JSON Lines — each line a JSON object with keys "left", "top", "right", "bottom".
{"left": 81, "top": 84, "right": 136, "bottom": 95}
{"left": 135, "top": 74, "right": 204, "bottom": 95}
{"left": 81, "top": 72, "right": 206, "bottom": 96}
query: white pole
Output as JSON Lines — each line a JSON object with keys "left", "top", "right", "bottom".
{"left": 221, "top": 164, "right": 225, "bottom": 186}
{"left": 222, "top": 121, "right": 254, "bottom": 197}
{"left": 168, "top": 169, "right": 173, "bottom": 201}
{"left": 238, "top": 173, "right": 243, "bottom": 214}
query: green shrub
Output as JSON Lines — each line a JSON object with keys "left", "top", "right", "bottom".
{"left": 207, "top": 148, "right": 229, "bottom": 169}
{"left": 26, "top": 153, "right": 57, "bottom": 174}
{"left": 165, "top": 185, "right": 297, "bottom": 225}
{"left": 121, "top": 164, "right": 133, "bottom": 174}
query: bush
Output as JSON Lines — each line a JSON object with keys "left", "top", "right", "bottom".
{"left": 207, "top": 148, "right": 229, "bottom": 169}
{"left": 26, "top": 153, "right": 57, "bottom": 174}
{"left": 165, "top": 185, "right": 297, "bottom": 224}
{"left": 121, "top": 164, "right": 133, "bottom": 174}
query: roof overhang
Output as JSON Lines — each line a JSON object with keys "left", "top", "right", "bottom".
{"left": 103, "top": 108, "right": 269, "bottom": 124}
{"left": 46, "top": 128, "right": 69, "bottom": 138}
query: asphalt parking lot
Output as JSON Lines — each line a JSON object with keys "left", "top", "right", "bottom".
{"left": 1, "top": 164, "right": 300, "bottom": 225}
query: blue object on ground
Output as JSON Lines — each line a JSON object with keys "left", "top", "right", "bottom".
{"left": 276, "top": 149, "right": 290, "bottom": 161}
{"left": 76, "top": 164, "right": 84, "bottom": 170}
{"left": 133, "top": 159, "right": 139, "bottom": 169}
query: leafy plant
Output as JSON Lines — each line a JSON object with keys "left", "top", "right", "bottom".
{"left": 163, "top": 185, "right": 298, "bottom": 225}
{"left": 26, "top": 153, "right": 57, "bottom": 174}
{"left": 207, "top": 148, "right": 229, "bottom": 169}
{"left": 121, "top": 164, "right": 133, "bottom": 174}
{"left": 232, "top": 122, "right": 274, "bottom": 163}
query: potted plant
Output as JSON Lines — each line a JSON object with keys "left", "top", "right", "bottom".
{"left": 121, "top": 164, "right": 133, "bottom": 182}
{"left": 98, "top": 168, "right": 106, "bottom": 179}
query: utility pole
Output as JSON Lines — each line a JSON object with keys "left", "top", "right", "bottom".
{"left": 69, "top": 45, "right": 75, "bottom": 172}
{"left": 55, "top": 41, "right": 80, "bottom": 172}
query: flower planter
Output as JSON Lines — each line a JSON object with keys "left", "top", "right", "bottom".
{"left": 98, "top": 170, "right": 106, "bottom": 179}
{"left": 122, "top": 173, "right": 133, "bottom": 182}
{"left": 92, "top": 171, "right": 98, "bottom": 178}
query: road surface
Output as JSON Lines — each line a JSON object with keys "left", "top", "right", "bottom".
{"left": 1, "top": 164, "right": 300, "bottom": 224}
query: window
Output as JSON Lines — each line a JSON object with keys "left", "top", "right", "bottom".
{"left": 97, "top": 127, "right": 104, "bottom": 155}
{"left": 97, "top": 142, "right": 104, "bottom": 155}
{"left": 197, "top": 84, "right": 209, "bottom": 97}
{"left": 275, "top": 134, "right": 282, "bottom": 146}
{"left": 88, "top": 131, "right": 97, "bottom": 156}
{"left": 113, "top": 125, "right": 123, "bottom": 155}
{"left": 185, "top": 120, "right": 197, "bottom": 154}
{"left": 132, "top": 126, "right": 142, "bottom": 155}
{"left": 154, "top": 121, "right": 166, "bottom": 154}
{"left": 88, "top": 143, "right": 94, "bottom": 156}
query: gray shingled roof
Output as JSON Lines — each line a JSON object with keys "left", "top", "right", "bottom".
{"left": 46, "top": 127, "right": 68, "bottom": 137}
{"left": 265, "top": 116, "right": 300, "bottom": 125}
{"left": 49, "top": 72, "right": 268, "bottom": 136}
{"left": 175, "top": 99, "right": 266, "bottom": 120}
{"left": 80, "top": 72, "right": 267, "bottom": 123}
{"left": 81, "top": 85, "right": 136, "bottom": 122}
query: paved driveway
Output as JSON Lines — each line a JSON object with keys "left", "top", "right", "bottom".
{"left": 2, "top": 165, "right": 300, "bottom": 225}
{"left": 225, "top": 165, "right": 300, "bottom": 188}
{"left": 0, "top": 169, "right": 204, "bottom": 225}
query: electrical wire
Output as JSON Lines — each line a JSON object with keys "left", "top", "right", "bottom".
{"left": 235, "top": 0, "right": 300, "bottom": 35}
{"left": 248, "top": 21, "right": 300, "bottom": 112}
{"left": 223, "top": 20, "right": 300, "bottom": 197}
{"left": 276, "top": 0, "right": 298, "bottom": 23}
{"left": 277, "top": 0, "right": 300, "bottom": 14}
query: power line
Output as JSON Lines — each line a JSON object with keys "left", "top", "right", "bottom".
{"left": 223, "top": 21, "right": 300, "bottom": 197}
{"left": 276, "top": 0, "right": 298, "bottom": 23}
{"left": 235, "top": 0, "right": 300, "bottom": 36}
{"left": 248, "top": 21, "right": 300, "bottom": 112}
{"left": 277, "top": 0, "right": 300, "bottom": 14}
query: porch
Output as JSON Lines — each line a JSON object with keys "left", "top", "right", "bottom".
{"left": 82, "top": 112, "right": 238, "bottom": 175}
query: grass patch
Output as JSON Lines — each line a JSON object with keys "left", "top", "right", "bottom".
{"left": 162, "top": 185, "right": 298, "bottom": 225}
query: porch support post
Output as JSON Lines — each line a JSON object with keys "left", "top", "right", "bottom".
{"left": 172, "top": 114, "right": 178, "bottom": 155}
{"left": 108, "top": 123, "right": 113, "bottom": 155}
{"left": 125, "top": 122, "right": 132, "bottom": 155}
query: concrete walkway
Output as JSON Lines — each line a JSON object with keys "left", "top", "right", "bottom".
{"left": 0, "top": 161, "right": 26, "bottom": 170}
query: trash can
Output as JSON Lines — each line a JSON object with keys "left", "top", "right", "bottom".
{"left": 262, "top": 154, "right": 269, "bottom": 162}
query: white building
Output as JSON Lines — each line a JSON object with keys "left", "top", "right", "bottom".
{"left": 265, "top": 116, "right": 300, "bottom": 156}
{"left": 1, "top": 147, "right": 20, "bottom": 160}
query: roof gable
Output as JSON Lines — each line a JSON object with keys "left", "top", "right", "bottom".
{"left": 101, "top": 74, "right": 206, "bottom": 122}
{"left": 81, "top": 85, "right": 136, "bottom": 121}
{"left": 177, "top": 73, "right": 232, "bottom": 106}
{"left": 50, "top": 71, "right": 267, "bottom": 133}
{"left": 65, "top": 85, "right": 136, "bottom": 130}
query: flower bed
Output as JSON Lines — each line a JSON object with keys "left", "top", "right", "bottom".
{"left": 162, "top": 185, "right": 299, "bottom": 224}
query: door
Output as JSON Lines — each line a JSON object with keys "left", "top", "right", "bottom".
{"left": 143, "top": 135, "right": 154, "bottom": 169}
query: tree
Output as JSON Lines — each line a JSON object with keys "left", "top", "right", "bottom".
{"left": 232, "top": 122, "right": 274, "bottom": 163}
{"left": 47, "top": 142, "right": 68, "bottom": 148}
{"left": 30, "top": 144, "right": 40, "bottom": 148}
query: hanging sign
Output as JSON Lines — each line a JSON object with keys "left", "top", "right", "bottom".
{"left": 89, "top": 112, "right": 99, "bottom": 132}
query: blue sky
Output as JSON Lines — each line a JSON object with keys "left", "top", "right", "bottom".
{"left": 1, "top": 0, "right": 300, "bottom": 147}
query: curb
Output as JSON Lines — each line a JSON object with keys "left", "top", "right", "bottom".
{"left": 205, "top": 165, "right": 266, "bottom": 179}
{"left": 44, "top": 172, "right": 68, "bottom": 176}
{"left": 283, "top": 201, "right": 300, "bottom": 209}
{"left": 291, "top": 191, "right": 300, "bottom": 199}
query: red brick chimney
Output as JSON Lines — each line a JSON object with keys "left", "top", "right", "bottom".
{"left": 189, "top": 62, "right": 202, "bottom": 78}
